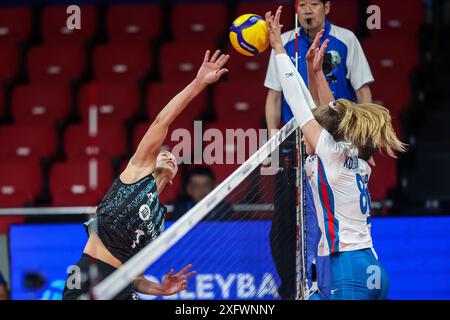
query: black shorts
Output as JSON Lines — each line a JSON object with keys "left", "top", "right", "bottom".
{"left": 62, "top": 253, "right": 137, "bottom": 300}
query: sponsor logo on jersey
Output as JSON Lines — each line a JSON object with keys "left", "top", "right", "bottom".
{"left": 147, "top": 192, "right": 155, "bottom": 202}
{"left": 139, "top": 204, "right": 151, "bottom": 221}
{"left": 131, "top": 229, "right": 145, "bottom": 249}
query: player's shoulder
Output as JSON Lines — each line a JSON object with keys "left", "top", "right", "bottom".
{"left": 281, "top": 27, "right": 299, "bottom": 45}
{"left": 328, "top": 24, "right": 359, "bottom": 46}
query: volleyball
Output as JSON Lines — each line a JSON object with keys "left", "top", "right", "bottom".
{"left": 229, "top": 14, "right": 270, "bottom": 56}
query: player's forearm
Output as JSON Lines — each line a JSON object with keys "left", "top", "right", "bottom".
{"left": 275, "top": 53, "right": 322, "bottom": 150}
{"left": 275, "top": 53, "right": 315, "bottom": 127}
{"left": 0, "top": 285, "right": 9, "bottom": 300}
{"left": 315, "top": 71, "right": 335, "bottom": 105}
{"left": 356, "top": 84, "right": 373, "bottom": 103}
{"left": 307, "top": 63, "right": 320, "bottom": 106}
{"left": 134, "top": 276, "right": 167, "bottom": 296}
{"left": 265, "top": 90, "right": 281, "bottom": 137}
{"left": 154, "top": 79, "right": 207, "bottom": 127}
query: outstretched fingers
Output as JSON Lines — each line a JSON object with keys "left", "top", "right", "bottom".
{"left": 203, "top": 50, "right": 210, "bottom": 63}
{"left": 175, "top": 264, "right": 193, "bottom": 277}
{"left": 216, "top": 68, "right": 229, "bottom": 78}
{"left": 319, "top": 39, "right": 330, "bottom": 55}
{"left": 274, "top": 5, "right": 283, "bottom": 27}
{"left": 215, "top": 53, "right": 230, "bottom": 68}
{"left": 210, "top": 50, "right": 221, "bottom": 63}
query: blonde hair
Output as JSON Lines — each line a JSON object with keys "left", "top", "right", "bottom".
{"left": 312, "top": 99, "right": 407, "bottom": 159}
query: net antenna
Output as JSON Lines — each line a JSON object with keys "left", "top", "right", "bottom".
{"left": 294, "top": 0, "right": 309, "bottom": 300}
{"left": 91, "top": 118, "right": 299, "bottom": 300}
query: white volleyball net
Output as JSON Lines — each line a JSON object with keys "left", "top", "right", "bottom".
{"left": 92, "top": 119, "right": 308, "bottom": 300}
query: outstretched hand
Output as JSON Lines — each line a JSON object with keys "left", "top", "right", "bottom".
{"left": 265, "top": 6, "right": 284, "bottom": 52}
{"left": 196, "top": 50, "right": 229, "bottom": 86}
{"left": 312, "top": 37, "right": 330, "bottom": 74}
{"left": 161, "top": 264, "right": 196, "bottom": 296}
{"left": 306, "top": 29, "right": 325, "bottom": 65}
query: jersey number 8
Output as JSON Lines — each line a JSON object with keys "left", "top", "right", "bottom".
{"left": 356, "top": 173, "right": 371, "bottom": 215}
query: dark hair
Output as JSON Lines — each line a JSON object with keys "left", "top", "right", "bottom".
{"left": 184, "top": 166, "right": 215, "bottom": 185}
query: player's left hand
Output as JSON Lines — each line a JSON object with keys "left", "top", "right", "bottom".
{"left": 196, "top": 50, "right": 229, "bottom": 85}
{"left": 312, "top": 38, "right": 330, "bottom": 74}
{"left": 161, "top": 264, "right": 196, "bottom": 295}
{"left": 306, "top": 29, "right": 325, "bottom": 65}
{"left": 265, "top": 6, "right": 284, "bottom": 52}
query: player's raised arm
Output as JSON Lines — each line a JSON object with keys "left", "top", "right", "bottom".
{"left": 311, "top": 37, "right": 334, "bottom": 106}
{"left": 130, "top": 50, "right": 229, "bottom": 169}
{"left": 266, "top": 6, "right": 322, "bottom": 152}
{"left": 306, "top": 29, "right": 324, "bottom": 107}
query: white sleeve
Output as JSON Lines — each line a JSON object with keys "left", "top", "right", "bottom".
{"left": 346, "top": 33, "right": 374, "bottom": 90}
{"left": 274, "top": 53, "right": 316, "bottom": 128}
{"left": 264, "top": 49, "right": 282, "bottom": 91}
{"left": 315, "top": 129, "right": 346, "bottom": 165}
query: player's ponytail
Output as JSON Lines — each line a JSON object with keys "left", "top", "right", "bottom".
{"left": 334, "top": 99, "right": 407, "bottom": 158}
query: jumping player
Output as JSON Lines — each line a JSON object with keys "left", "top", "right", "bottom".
{"left": 266, "top": 6, "right": 405, "bottom": 299}
{"left": 63, "top": 50, "right": 230, "bottom": 300}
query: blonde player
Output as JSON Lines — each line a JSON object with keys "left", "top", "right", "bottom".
{"left": 266, "top": 6, "right": 406, "bottom": 299}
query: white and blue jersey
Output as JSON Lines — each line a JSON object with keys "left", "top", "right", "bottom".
{"left": 264, "top": 20, "right": 374, "bottom": 124}
{"left": 305, "top": 130, "right": 373, "bottom": 256}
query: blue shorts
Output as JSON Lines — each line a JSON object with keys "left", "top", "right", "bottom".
{"left": 329, "top": 248, "right": 390, "bottom": 300}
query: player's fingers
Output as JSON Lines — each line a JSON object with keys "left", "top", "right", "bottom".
{"left": 313, "top": 34, "right": 322, "bottom": 47}
{"left": 265, "top": 11, "right": 271, "bottom": 25}
{"left": 175, "top": 264, "right": 193, "bottom": 277}
{"left": 216, "top": 54, "right": 230, "bottom": 67}
{"left": 210, "top": 50, "right": 221, "bottom": 63}
{"left": 203, "top": 50, "right": 210, "bottom": 63}
{"left": 166, "top": 268, "right": 174, "bottom": 278}
{"left": 216, "top": 68, "right": 229, "bottom": 78}
{"left": 265, "top": 13, "right": 271, "bottom": 29}
{"left": 185, "top": 271, "right": 197, "bottom": 279}
{"left": 275, "top": 6, "right": 282, "bottom": 24}
{"left": 320, "top": 39, "right": 330, "bottom": 54}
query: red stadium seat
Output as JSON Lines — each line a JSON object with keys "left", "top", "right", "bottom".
{"left": 27, "top": 44, "right": 85, "bottom": 82}
{"left": 0, "top": 216, "right": 25, "bottom": 233}
{"left": 370, "top": 70, "right": 411, "bottom": 114}
{"left": 147, "top": 82, "right": 207, "bottom": 121}
{"left": 49, "top": 157, "right": 113, "bottom": 206}
{"left": 226, "top": 45, "right": 271, "bottom": 83}
{"left": 64, "top": 123, "right": 126, "bottom": 160}
{"left": 171, "top": 3, "right": 227, "bottom": 42}
{"left": 362, "top": 38, "right": 419, "bottom": 77}
{"left": 159, "top": 42, "right": 215, "bottom": 82}
{"left": 0, "top": 87, "right": 4, "bottom": 118}
{"left": 369, "top": 0, "right": 424, "bottom": 39}
{"left": 369, "top": 154, "right": 397, "bottom": 201}
{"left": 41, "top": 5, "right": 96, "bottom": 44}
{"left": 0, "top": 6, "right": 31, "bottom": 46}
{"left": 78, "top": 81, "right": 140, "bottom": 124}
{"left": 12, "top": 83, "right": 71, "bottom": 124}
{"left": 0, "top": 46, "right": 19, "bottom": 82}
{"left": 107, "top": 4, "right": 162, "bottom": 42}
{"left": 0, "top": 162, "right": 41, "bottom": 208}
{"left": 0, "top": 125, "right": 56, "bottom": 162}
{"left": 203, "top": 119, "right": 263, "bottom": 184}
{"left": 214, "top": 81, "right": 266, "bottom": 123}
{"left": 93, "top": 42, "right": 152, "bottom": 82}
{"left": 236, "top": 1, "right": 295, "bottom": 31}
{"left": 327, "top": 0, "right": 359, "bottom": 32}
